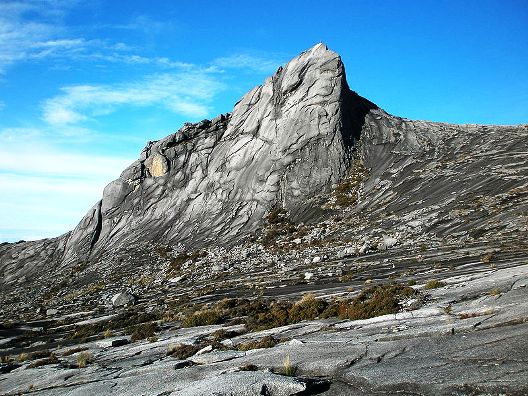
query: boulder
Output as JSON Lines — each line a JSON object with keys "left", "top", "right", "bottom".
{"left": 111, "top": 292, "right": 135, "bottom": 307}
{"left": 46, "top": 308, "right": 59, "bottom": 316}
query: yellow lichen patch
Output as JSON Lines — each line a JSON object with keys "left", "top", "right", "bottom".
{"left": 147, "top": 154, "right": 169, "bottom": 177}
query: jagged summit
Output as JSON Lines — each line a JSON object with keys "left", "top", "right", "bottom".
{"left": 52, "top": 44, "right": 375, "bottom": 263}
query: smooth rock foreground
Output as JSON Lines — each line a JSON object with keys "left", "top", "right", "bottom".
{"left": 1, "top": 44, "right": 527, "bottom": 395}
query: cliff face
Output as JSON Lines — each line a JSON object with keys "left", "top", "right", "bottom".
{"left": 61, "top": 44, "right": 374, "bottom": 261}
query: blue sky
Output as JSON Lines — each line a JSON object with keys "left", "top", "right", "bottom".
{"left": 1, "top": 0, "right": 527, "bottom": 242}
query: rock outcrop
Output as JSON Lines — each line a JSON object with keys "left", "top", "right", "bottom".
{"left": 0, "top": 43, "right": 376, "bottom": 278}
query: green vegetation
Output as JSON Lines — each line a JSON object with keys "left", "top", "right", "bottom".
{"left": 17, "top": 352, "right": 29, "bottom": 362}
{"left": 262, "top": 207, "right": 297, "bottom": 246}
{"left": 239, "top": 363, "right": 258, "bottom": 371}
{"left": 0, "top": 355, "right": 13, "bottom": 363}
{"left": 62, "top": 347, "right": 89, "bottom": 357}
{"left": 424, "top": 279, "right": 446, "bottom": 289}
{"left": 167, "top": 344, "right": 200, "bottom": 359}
{"left": 331, "top": 159, "right": 368, "bottom": 207}
{"left": 480, "top": 252, "right": 494, "bottom": 263}
{"left": 27, "top": 353, "right": 58, "bottom": 368}
{"left": 71, "top": 310, "right": 160, "bottom": 340}
{"left": 130, "top": 321, "right": 159, "bottom": 341}
{"left": 212, "top": 328, "right": 244, "bottom": 342}
{"left": 168, "top": 251, "right": 207, "bottom": 275}
{"left": 170, "top": 283, "right": 419, "bottom": 333}
{"left": 489, "top": 287, "right": 501, "bottom": 296}
{"left": 337, "top": 284, "right": 417, "bottom": 320}
{"left": 76, "top": 351, "right": 92, "bottom": 368}
{"left": 238, "top": 336, "right": 278, "bottom": 351}
{"left": 281, "top": 355, "right": 297, "bottom": 376}
{"left": 182, "top": 309, "right": 223, "bottom": 327}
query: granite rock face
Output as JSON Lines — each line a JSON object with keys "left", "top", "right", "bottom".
{"left": 0, "top": 43, "right": 376, "bottom": 278}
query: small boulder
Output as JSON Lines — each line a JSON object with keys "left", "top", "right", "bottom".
{"left": 337, "top": 247, "right": 357, "bottom": 258}
{"left": 169, "top": 275, "right": 184, "bottom": 284}
{"left": 359, "top": 242, "right": 369, "bottom": 254}
{"left": 312, "top": 256, "right": 322, "bottom": 264}
{"left": 111, "top": 338, "right": 130, "bottom": 347}
{"left": 288, "top": 339, "right": 304, "bottom": 346}
{"left": 195, "top": 345, "right": 213, "bottom": 355}
{"left": 304, "top": 272, "right": 314, "bottom": 281}
{"left": 111, "top": 292, "right": 135, "bottom": 308}
{"left": 46, "top": 308, "right": 59, "bottom": 316}
{"left": 383, "top": 235, "right": 398, "bottom": 249}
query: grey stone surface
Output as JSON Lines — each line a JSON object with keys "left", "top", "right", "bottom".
{"left": 110, "top": 292, "right": 135, "bottom": 307}
{"left": 0, "top": 43, "right": 527, "bottom": 395}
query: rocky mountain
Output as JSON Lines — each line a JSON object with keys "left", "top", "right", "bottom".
{"left": 1, "top": 44, "right": 527, "bottom": 395}
{"left": 1, "top": 43, "right": 375, "bottom": 283}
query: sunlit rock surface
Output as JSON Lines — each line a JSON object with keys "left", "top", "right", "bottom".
{"left": 1, "top": 44, "right": 527, "bottom": 395}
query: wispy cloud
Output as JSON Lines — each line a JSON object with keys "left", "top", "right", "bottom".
{"left": 0, "top": 1, "right": 185, "bottom": 74}
{"left": 212, "top": 53, "right": 283, "bottom": 74}
{"left": 0, "top": 0, "right": 77, "bottom": 72}
{"left": 42, "top": 71, "right": 224, "bottom": 125}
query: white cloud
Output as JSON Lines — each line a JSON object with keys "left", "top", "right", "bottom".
{"left": 0, "top": 134, "right": 133, "bottom": 241}
{"left": 0, "top": 1, "right": 76, "bottom": 72}
{"left": 0, "top": 1, "right": 189, "bottom": 74}
{"left": 0, "top": 142, "right": 131, "bottom": 178}
{"left": 213, "top": 53, "right": 283, "bottom": 74}
{"left": 42, "top": 71, "right": 224, "bottom": 125}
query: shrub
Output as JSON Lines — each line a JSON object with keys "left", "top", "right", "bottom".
{"left": 168, "top": 251, "right": 207, "bottom": 275}
{"left": 338, "top": 283, "right": 417, "bottom": 320}
{"left": 18, "top": 352, "right": 29, "bottom": 362}
{"left": 71, "top": 311, "right": 160, "bottom": 339}
{"left": 282, "top": 355, "right": 297, "bottom": 376}
{"left": 238, "top": 335, "right": 278, "bottom": 351}
{"left": 331, "top": 159, "right": 368, "bottom": 207}
{"left": 288, "top": 294, "right": 328, "bottom": 322}
{"left": 489, "top": 288, "right": 501, "bottom": 296}
{"left": 0, "top": 355, "right": 13, "bottom": 363}
{"left": 62, "top": 347, "right": 88, "bottom": 357}
{"left": 239, "top": 363, "right": 258, "bottom": 371}
{"left": 27, "top": 353, "right": 58, "bottom": 369}
{"left": 76, "top": 351, "right": 92, "bottom": 368}
{"left": 167, "top": 344, "right": 200, "bottom": 360}
{"left": 245, "top": 301, "right": 291, "bottom": 331}
{"left": 261, "top": 207, "right": 297, "bottom": 246}
{"left": 424, "top": 280, "right": 446, "bottom": 289}
{"left": 182, "top": 309, "right": 223, "bottom": 327}
{"left": 212, "top": 328, "right": 243, "bottom": 342}
{"left": 103, "top": 329, "right": 113, "bottom": 338}
{"left": 129, "top": 321, "right": 159, "bottom": 341}
{"left": 29, "top": 350, "right": 53, "bottom": 360}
